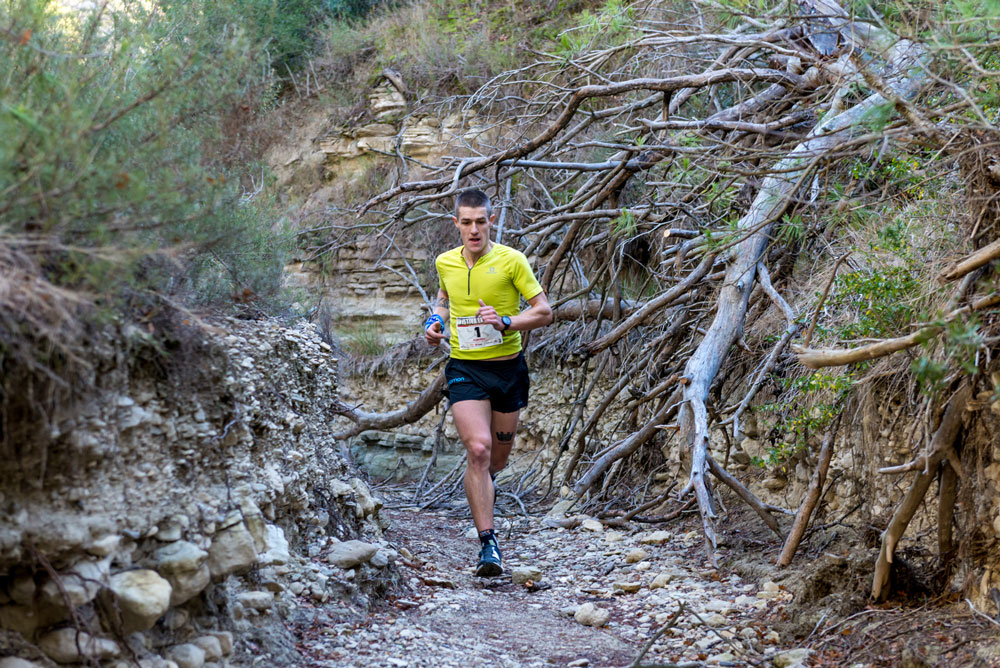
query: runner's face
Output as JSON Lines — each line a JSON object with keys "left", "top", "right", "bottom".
{"left": 453, "top": 206, "right": 494, "bottom": 255}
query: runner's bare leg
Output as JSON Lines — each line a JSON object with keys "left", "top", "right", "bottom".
{"left": 452, "top": 399, "right": 495, "bottom": 532}
{"left": 490, "top": 410, "right": 520, "bottom": 476}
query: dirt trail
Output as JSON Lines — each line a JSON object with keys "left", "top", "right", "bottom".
{"left": 293, "top": 507, "right": 804, "bottom": 668}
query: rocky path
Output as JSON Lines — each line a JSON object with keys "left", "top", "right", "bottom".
{"left": 294, "top": 508, "right": 810, "bottom": 668}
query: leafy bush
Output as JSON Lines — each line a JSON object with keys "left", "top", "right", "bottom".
{"left": 0, "top": 0, "right": 291, "bottom": 323}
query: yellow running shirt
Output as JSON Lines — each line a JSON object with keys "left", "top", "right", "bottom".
{"left": 435, "top": 243, "right": 543, "bottom": 360}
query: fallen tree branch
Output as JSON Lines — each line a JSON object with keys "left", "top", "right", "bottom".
{"left": 794, "top": 293, "right": 1000, "bottom": 369}
{"left": 707, "top": 455, "right": 783, "bottom": 538}
{"left": 939, "top": 237, "right": 1000, "bottom": 283}
{"left": 333, "top": 372, "right": 447, "bottom": 439}
{"left": 573, "top": 389, "right": 682, "bottom": 496}
{"left": 579, "top": 254, "right": 715, "bottom": 355}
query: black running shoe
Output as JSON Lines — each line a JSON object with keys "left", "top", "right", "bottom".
{"left": 475, "top": 542, "right": 503, "bottom": 577}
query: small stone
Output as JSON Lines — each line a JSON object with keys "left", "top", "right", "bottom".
{"left": 702, "top": 612, "right": 728, "bottom": 627}
{"left": 567, "top": 660, "right": 589, "bottom": 667}
{"left": 259, "top": 525, "right": 290, "bottom": 566}
{"left": 613, "top": 581, "right": 642, "bottom": 594}
{"left": 625, "top": 548, "right": 648, "bottom": 564}
{"left": 764, "top": 630, "right": 781, "bottom": 644}
{"left": 156, "top": 516, "right": 185, "bottom": 542}
{"left": 192, "top": 636, "right": 223, "bottom": 661}
{"left": 105, "top": 569, "right": 172, "bottom": 632}
{"left": 650, "top": 572, "right": 674, "bottom": 589}
{"left": 465, "top": 527, "right": 480, "bottom": 539}
{"left": 739, "top": 627, "right": 757, "bottom": 639}
{"left": 327, "top": 540, "right": 378, "bottom": 569}
{"left": 638, "top": 531, "right": 672, "bottom": 545}
{"left": 762, "top": 477, "right": 787, "bottom": 491}
{"left": 237, "top": 591, "right": 273, "bottom": 611}
{"left": 580, "top": 518, "right": 604, "bottom": 532}
{"left": 654, "top": 611, "right": 674, "bottom": 625}
{"left": 0, "top": 659, "right": 43, "bottom": 668}
{"left": 703, "top": 599, "right": 733, "bottom": 614}
{"left": 773, "top": 648, "right": 813, "bottom": 667}
{"left": 207, "top": 523, "right": 258, "bottom": 578}
{"left": 633, "top": 562, "right": 651, "bottom": 572}
{"left": 86, "top": 534, "right": 122, "bottom": 557}
{"left": 511, "top": 567, "right": 543, "bottom": 585}
{"left": 574, "top": 602, "right": 610, "bottom": 627}
{"left": 165, "top": 643, "right": 206, "bottom": 668}
{"left": 8, "top": 576, "right": 35, "bottom": 606}
{"left": 370, "top": 550, "right": 390, "bottom": 568}
{"left": 547, "top": 499, "right": 574, "bottom": 517}
{"left": 603, "top": 531, "right": 624, "bottom": 543}
{"left": 709, "top": 652, "right": 736, "bottom": 663}
{"left": 40, "top": 558, "right": 110, "bottom": 610}
{"left": 399, "top": 547, "right": 413, "bottom": 560}
{"left": 155, "top": 541, "right": 210, "bottom": 606}
{"left": 39, "top": 628, "right": 120, "bottom": 664}
{"left": 206, "top": 631, "right": 233, "bottom": 655}
{"left": 289, "top": 582, "right": 306, "bottom": 595}
{"left": 758, "top": 581, "right": 783, "bottom": 600}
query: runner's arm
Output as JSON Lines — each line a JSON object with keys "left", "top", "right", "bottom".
{"left": 510, "top": 291, "right": 553, "bottom": 331}
{"left": 425, "top": 289, "right": 449, "bottom": 345}
{"left": 477, "top": 292, "right": 553, "bottom": 332}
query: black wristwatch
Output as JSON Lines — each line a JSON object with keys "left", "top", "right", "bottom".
{"left": 501, "top": 316, "right": 512, "bottom": 331}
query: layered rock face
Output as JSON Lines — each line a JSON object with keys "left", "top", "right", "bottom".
{"left": 0, "top": 320, "right": 392, "bottom": 666}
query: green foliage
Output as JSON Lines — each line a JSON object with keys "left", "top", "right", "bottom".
{"left": 611, "top": 210, "right": 638, "bottom": 237}
{"left": 340, "top": 321, "right": 390, "bottom": 356}
{"left": 755, "top": 371, "right": 855, "bottom": 467}
{"left": 318, "top": 0, "right": 614, "bottom": 105}
{"left": 1, "top": 0, "right": 291, "bottom": 313}
{"left": 911, "top": 317, "right": 984, "bottom": 395}
{"left": 554, "top": 0, "right": 638, "bottom": 57}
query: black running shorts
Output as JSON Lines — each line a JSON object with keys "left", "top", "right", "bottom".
{"left": 444, "top": 353, "right": 530, "bottom": 413}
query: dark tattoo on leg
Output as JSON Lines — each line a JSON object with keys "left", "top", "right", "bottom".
{"left": 496, "top": 431, "right": 515, "bottom": 443}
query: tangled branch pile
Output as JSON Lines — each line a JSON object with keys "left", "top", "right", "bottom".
{"left": 329, "top": 0, "right": 1000, "bottom": 594}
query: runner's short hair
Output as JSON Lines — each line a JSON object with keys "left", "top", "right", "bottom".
{"left": 454, "top": 188, "right": 492, "bottom": 218}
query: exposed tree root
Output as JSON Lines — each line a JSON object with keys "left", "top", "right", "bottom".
{"left": 871, "top": 382, "right": 971, "bottom": 602}
{"left": 777, "top": 421, "right": 839, "bottom": 567}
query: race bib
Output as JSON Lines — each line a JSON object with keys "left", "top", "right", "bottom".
{"left": 455, "top": 315, "right": 503, "bottom": 351}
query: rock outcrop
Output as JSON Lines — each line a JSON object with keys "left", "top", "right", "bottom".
{"left": 0, "top": 320, "right": 392, "bottom": 666}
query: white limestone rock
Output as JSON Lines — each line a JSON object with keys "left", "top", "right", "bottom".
{"left": 39, "top": 628, "right": 120, "bottom": 664}
{"left": 237, "top": 591, "right": 273, "bottom": 611}
{"left": 0, "top": 658, "right": 43, "bottom": 668}
{"left": 259, "top": 524, "right": 290, "bottom": 566}
{"left": 165, "top": 643, "right": 206, "bottom": 668}
{"left": 638, "top": 531, "right": 672, "bottom": 545}
{"left": 574, "top": 602, "right": 610, "bottom": 627}
{"left": 155, "top": 540, "right": 210, "bottom": 605}
{"left": 327, "top": 540, "right": 378, "bottom": 569}
{"left": 192, "top": 635, "right": 223, "bottom": 662}
{"left": 207, "top": 522, "right": 258, "bottom": 578}
{"left": 511, "top": 567, "right": 543, "bottom": 585}
{"left": 39, "top": 557, "right": 110, "bottom": 610}
{"left": 773, "top": 649, "right": 813, "bottom": 667}
{"left": 106, "top": 569, "right": 172, "bottom": 631}
{"left": 625, "top": 548, "right": 648, "bottom": 564}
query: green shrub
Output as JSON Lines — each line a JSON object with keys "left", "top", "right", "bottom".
{"left": 0, "top": 0, "right": 290, "bottom": 316}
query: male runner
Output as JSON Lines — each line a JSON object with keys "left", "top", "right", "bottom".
{"left": 424, "top": 188, "right": 553, "bottom": 577}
